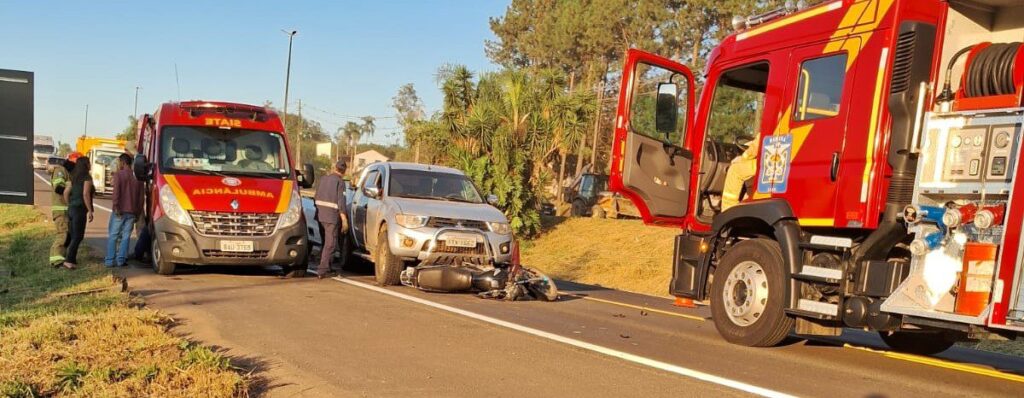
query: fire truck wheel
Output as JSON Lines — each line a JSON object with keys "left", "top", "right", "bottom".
{"left": 878, "top": 331, "right": 955, "bottom": 355}
{"left": 151, "top": 240, "right": 176, "bottom": 276}
{"left": 374, "top": 226, "right": 403, "bottom": 286}
{"left": 710, "top": 238, "right": 793, "bottom": 347}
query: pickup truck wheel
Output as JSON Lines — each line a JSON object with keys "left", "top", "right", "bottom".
{"left": 879, "top": 331, "right": 955, "bottom": 355}
{"left": 151, "top": 240, "right": 176, "bottom": 276}
{"left": 374, "top": 226, "right": 403, "bottom": 286}
{"left": 710, "top": 238, "right": 793, "bottom": 347}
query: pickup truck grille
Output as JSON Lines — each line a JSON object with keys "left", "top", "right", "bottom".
{"left": 427, "top": 217, "right": 487, "bottom": 230}
{"left": 190, "top": 211, "right": 279, "bottom": 237}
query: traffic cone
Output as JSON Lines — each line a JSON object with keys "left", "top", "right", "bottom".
{"left": 673, "top": 297, "right": 696, "bottom": 308}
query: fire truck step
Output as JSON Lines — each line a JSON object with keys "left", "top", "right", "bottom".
{"left": 786, "top": 299, "right": 840, "bottom": 320}
{"left": 793, "top": 265, "right": 842, "bottom": 285}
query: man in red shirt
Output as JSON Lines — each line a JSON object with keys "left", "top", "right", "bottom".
{"left": 105, "top": 153, "right": 143, "bottom": 267}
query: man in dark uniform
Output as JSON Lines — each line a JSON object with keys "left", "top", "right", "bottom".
{"left": 314, "top": 160, "right": 349, "bottom": 279}
{"left": 50, "top": 152, "right": 81, "bottom": 266}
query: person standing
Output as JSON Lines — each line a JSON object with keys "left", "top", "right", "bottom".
{"left": 313, "top": 160, "right": 349, "bottom": 279}
{"left": 49, "top": 152, "right": 80, "bottom": 266}
{"left": 105, "top": 153, "right": 142, "bottom": 267}
{"left": 63, "top": 156, "right": 95, "bottom": 270}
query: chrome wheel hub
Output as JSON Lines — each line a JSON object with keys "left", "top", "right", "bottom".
{"left": 723, "top": 260, "right": 769, "bottom": 327}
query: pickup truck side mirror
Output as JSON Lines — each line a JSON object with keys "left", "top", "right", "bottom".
{"left": 364, "top": 186, "right": 381, "bottom": 199}
{"left": 133, "top": 153, "right": 151, "bottom": 182}
{"left": 486, "top": 194, "right": 498, "bottom": 205}
{"left": 298, "top": 163, "right": 316, "bottom": 189}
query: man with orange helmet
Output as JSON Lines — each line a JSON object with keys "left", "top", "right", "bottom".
{"left": 49, "top": 152, "right": 81, "bottom": 266}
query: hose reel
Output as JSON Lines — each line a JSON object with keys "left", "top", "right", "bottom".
{"left": 937, "top": 42, "right": 1024, "bottom": 111}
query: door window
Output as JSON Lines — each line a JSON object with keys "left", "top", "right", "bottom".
{"left": 629, "top": 63, "right": 690, "bottom": 145}
{"left": 793, "top": 54, "right": 847, "bottom": 122}
{"left": 706, "top": 63, "right": 769, "bottom": 146}
{"left": 362, "top": 169, "right": 380, "bottom": 191}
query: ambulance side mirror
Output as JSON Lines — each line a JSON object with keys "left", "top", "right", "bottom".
{"left": 655, "top": 83, "right": 679, "bottom": 137}
{"left": 133, "top": 153, "right": 151, "bottom": 182}
{"left": 298, "top": 163, "right": 315, "bottom": 189}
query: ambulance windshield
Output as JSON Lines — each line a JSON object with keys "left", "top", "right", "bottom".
{"left": 159, "top": 126, "right": 292, "bottom": 177}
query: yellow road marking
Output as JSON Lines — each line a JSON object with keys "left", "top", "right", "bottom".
{"left": 559, "top": 292, "right": 707, "bottom": 322}
{"left": 844, "top": 344, "right": 1024, "bottom": 383}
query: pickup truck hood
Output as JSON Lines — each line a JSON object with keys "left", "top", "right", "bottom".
{"left": 389, "top": 197, "right": 507, "bottom": 223}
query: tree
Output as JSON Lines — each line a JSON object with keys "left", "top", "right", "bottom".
{"left": 57, "top": 142, "right": 72, "bottom": 156}
{"left": 392, "top": 83, "right": 426, "bottom": 162}
{"left": 116, "top": 115, "right": 139, "bottom": 142}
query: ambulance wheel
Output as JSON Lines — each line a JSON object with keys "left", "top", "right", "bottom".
{"left": 151, "top": 240, "right": 176, "bottom": 276}
{"left": 374, "top": 226, "right": 403, "bottom": 286}
{"left": 879, "top": 331, "right": 955, "bottom": 355}
{"left": 283, "top": 263, "right": 307, "bottom": 278}
{"left": 710, "top": 238, "right": 793, "bottom": 347}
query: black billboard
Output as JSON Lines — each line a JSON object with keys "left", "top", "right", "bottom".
{"left": 0, "top": 69, "right": 34, "bottom": 205}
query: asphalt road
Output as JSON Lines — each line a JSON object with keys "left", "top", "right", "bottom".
{"left": 33, "top": 171, "right": 1024, "bottom": 397}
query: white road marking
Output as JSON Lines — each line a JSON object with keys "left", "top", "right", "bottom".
{"left": 334, "top": 277, "right": 795, "bottom": 398}
{"left": 35, "top": 172, "right": 113, "bottom": 212}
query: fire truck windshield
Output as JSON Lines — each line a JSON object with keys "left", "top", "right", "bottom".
{"left": 158, "top": 126, "right": 292, "bottom": 178}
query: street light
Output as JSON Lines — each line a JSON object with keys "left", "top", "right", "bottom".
{"left": 133, "top": 86, "right": 141, "bottom": 116}
{"left": 281, "top": 29, "right": 298, "bottom": 166}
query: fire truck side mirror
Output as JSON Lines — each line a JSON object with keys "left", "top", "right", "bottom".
{"left": 298, "top": 163, "right": 315, "bottom": 189}
{"left": 655, "top": 83, "right": 678, "bottom": 137}
{"left": 132, "top": 153, "right": 151, "bottom": 182}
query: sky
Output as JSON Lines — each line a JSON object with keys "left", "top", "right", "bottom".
{"left": 1, "top": 0, "right": 508, "bottom": 148}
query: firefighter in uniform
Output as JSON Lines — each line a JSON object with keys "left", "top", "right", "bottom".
{"left": 314, "top": 160, "right": 349, "bottom": 279}
{"left": 721, "top": 137, "right": 759, "bottom": 211}
{"left": 50, "top": 152, "right": 81, "bottom": 266}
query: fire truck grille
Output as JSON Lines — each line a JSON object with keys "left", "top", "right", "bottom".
{"left": 426, "top": 217, "right": 487, "bottom": 230}
{"left": 189, "top": 211, "right": 279, "bottom": 237}
{"left": 890, "top": 30, "right": 918, "bottom": 94}
{"left": 202, "top": 249, "right": 270, "bottom": 259}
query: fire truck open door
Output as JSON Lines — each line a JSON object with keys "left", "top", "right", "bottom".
{"left": 610, "top": 49, "right": 696, "bottom": 226}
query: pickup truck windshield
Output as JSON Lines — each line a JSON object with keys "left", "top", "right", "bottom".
{"left": 389, "top": 169, "right": 483, "bottom": 203}
{"left": 159, "top": 126, "right": 291, "bottom": 177}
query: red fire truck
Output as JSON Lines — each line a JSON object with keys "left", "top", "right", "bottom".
{"left": 611, "top": 0, "right": 1024, "bottom": 354}
{"left": 133, "top": 101, "right": 315, "bottom": 277}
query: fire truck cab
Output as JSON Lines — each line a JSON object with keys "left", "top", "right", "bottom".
{"left": 133, "top": 101, "right": 315, "bottom": 277}
{"left": 612, "top": 0, "right": 1024, "bottom": 353}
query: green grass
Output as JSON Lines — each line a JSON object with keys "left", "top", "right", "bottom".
{"left": 522, "top": 216, "right": 677, "bottom": 297}
{"left": 0, "top": 204, "right": 247, "bottom": 397}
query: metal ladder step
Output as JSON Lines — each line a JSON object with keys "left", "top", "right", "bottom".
{"left": 793, "top": 265, "right": 842, "bottom": 285}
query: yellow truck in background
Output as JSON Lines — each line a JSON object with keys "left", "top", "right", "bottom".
{"left": 76, "top": 136, "right": 127, "bottom": 195}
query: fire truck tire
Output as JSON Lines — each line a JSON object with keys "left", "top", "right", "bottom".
{"left": 710, "top": 238, "right": 794, "bottom": 347}
{"left": 878, "top": 331, "right": 955, "bottom": 355}
{"left": 151, "top": 240, "right": 176, "bottom": 276}
{"left": 375, "top": 226, "right": 403, "bottom": 286}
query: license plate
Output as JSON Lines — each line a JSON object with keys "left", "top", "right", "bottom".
{"left": 444, "top": 234, "right": 477, "bottom": 248}
{"left": 220, "top": 240, "right": 254, "bottom": 252}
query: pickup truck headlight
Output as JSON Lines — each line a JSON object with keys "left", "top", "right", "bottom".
{"left": 277, "top": 191, "right": 302, "bottom": 230}
{"left": 395, "top": 214, "right": 429, "bottom": 229}
{"left": 487, "top": 221, "right": 511, "bottom": 235}
{"left": 159, "top": 184, "right": 193, "bottom": 227}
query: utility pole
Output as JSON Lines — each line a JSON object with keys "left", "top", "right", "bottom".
{"left": 281, "top": 29, "right": 297, "bottom": 139}
{"left": 133, "top": 86, "right": 141, "bottom": 116}
{"left": 296, "top": 99, "right": 303, "bottom": 167}
{"left": 83, "top": 104, "right": 89, "bottom": 138}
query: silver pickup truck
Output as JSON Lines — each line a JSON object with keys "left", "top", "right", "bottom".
{"left": 336, "top": 162, "right": 513, "bottom": 285}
